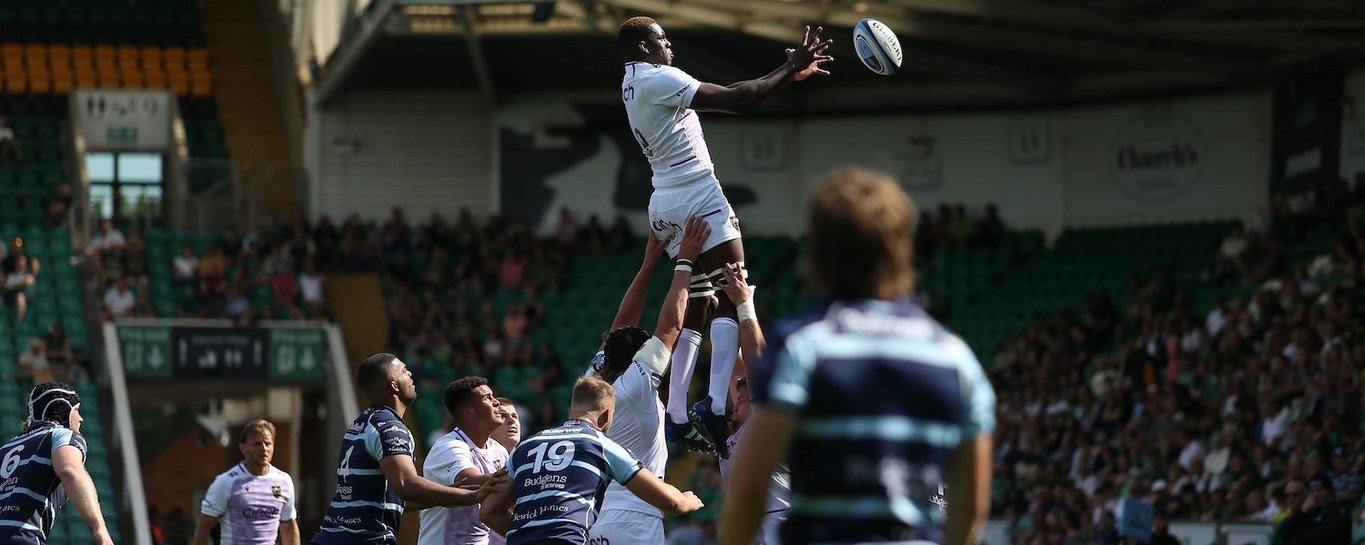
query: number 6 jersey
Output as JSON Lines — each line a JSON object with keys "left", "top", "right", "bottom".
{"left": 504, "top": 419, "right": 644, "bottom": 545}
{"left": 0, "top": 422, "right": 87, "bottom": 544}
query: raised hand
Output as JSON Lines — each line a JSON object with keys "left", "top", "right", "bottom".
{"left": 643, "top": 231, "right": 668, "bottom": 267}
{"left": 677, "top": 217, "right": 712, "bottom": 262}
{"left": 720, "top": 262, "right": 753, "bottom": 305}
{"left": 786, "top": 25, "right": 834, "bottom": 81}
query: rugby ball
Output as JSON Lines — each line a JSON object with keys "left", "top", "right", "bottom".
{"left": 853, "top": 18, "right": 903, "bottom": 76}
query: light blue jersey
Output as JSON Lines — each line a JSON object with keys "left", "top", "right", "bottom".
{"left": 752, "top": 299, "right": 996, "bottom": 544}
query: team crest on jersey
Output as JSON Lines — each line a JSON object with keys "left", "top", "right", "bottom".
{"left": 272, "top": 485, "right": 281, "bottom": 498}
{"left": 729, "top": 216, "right": 741, "bottom": 232}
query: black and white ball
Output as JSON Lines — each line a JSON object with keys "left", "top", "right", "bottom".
{"left": 853, "top": 18, "right": 903, "bottom": 76}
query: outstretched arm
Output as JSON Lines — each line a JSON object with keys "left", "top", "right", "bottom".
{"left": 379, "top": 455, "right": 506, "bottom": 507}
{"left": 623, "top": 473, "right": 704, "bottom": 515}
{"left": 691, "top": 26, "right": 833, "bottom": 114}
{"left": 605, "top": 233, "right": 668, "bottom": 339}
{"left": 720, "top": 262, "right": 764, "bottom": 374}
{"left": 652, "top": 217, "right": 711, "bottom": 351}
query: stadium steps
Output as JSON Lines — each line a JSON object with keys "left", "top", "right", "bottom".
{"left": 200, "top": 0, "right": 299, "bottom": 223}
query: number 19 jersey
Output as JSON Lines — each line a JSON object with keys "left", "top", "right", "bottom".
{"left": 505, "top": 419, "right": 644, "bottom": 545}
{"left": 622, "top": 62, "right": 715, "bottom": 189}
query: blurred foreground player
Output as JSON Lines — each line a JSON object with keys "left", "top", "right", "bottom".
{"left": 193, "top": 419, "right": 299, "bottom": 545}
{"left": 0, "top": 382, "right": 113, "bottom": 545}
{"left": 721, "top": 168, "right": 996, "bottom": 545}
{"left": 480, "top": 377, "right": 703, "bottom": 545}
{"left": 313, "top": 353, "right": 505, "bottom": 545}
{"left": 617, "top": 16, "right": 833, "bottom": 456}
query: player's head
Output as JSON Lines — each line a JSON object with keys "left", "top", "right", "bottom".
{"left": 443, "top": 376, "right": 502, "bottom": 435}
{"left": 808, "top": 167, "right": 917, "bottom": 300}
{"left": 26, "top": 382, "right": 82, "bottom": 432}
{"left": 494, "top": 396, "right": 521, "bottom": 449}
{"left": 238, "top": 419, "right": 276, "bottom": 471}
{"left": 619, "top": 16, "right": 671, "bottom": 65}
{"left": 568, "top": 376, "right": 618, "bottom": 432}
{"left": 597, "top": 326, "right": 650, "bottom": 383}
{"left": 357, "top": 352, "right": 417, "bottom": 406}
{"left": 730, "top": 373, "right": 752, "bottom": 425}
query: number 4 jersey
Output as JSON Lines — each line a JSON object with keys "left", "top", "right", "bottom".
{"left": 0, "top": 422, "right": 87, "bottom": 544}
{"left": 505, "top": 419, "right": 644, "bottom": 545}
{"left": 312, "top": 405, "right": 416, "bottom": 545}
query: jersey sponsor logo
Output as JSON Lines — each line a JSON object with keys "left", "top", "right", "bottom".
{"left": 241, "top": 506, "right": 281, "bottom": 519}
{"left": 347, "top": 421, "right": 365, "bottom": 433}
{"left": 589, "top": 537, "right": 610, "bottom": 545}
{"left": 0, "top": 504, "right": 21, "bottom": 514}
{"left": 512, "top": 503, "right": 570, "bottom": 522}
{"left": 336, "top": 485, "right": 354, "bottom": 500}
{"left": 523, "top": 474, "right": 568, "bottom": 490}
{"left": 323, "top": 514, "right": 363, "bottom": 526}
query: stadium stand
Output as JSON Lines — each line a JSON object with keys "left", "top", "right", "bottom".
{"left": 0, "top": 2, "right": 228, "bottom": 542}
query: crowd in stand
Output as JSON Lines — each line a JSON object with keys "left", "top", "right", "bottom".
{"left": 989, "top": 179, "right": 1365, "bottom": 545}
{"left": 84, "top": 185, "right": 1365, "bottom": 543}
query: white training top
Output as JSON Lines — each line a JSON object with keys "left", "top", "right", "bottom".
{"left": 586, "top": 336, "right": 672, "bottom": 517}
{"left": 621, "top": 62, "right": 715, "bottom": 189}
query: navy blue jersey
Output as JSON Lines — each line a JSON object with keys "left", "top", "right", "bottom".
{"left": 505, "top": 419, "right": 644, "bottom": 545}
{"left": 312, "top": 405, "right": 416, "bottom": 545}
{"left": 0, "top": 423, "right": 88, "bottom": 545}
{"left": 750, "top": 299, "right": 996, "bottom": 544}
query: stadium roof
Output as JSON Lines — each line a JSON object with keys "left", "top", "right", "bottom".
{"left": 312, "top": 0, "right": 1365, "bottom": 113}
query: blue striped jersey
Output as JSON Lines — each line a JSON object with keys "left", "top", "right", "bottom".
{"left": 312, "top": 405, "right": 416, "bottom": 545}
{"left": 0, "top": 423, "right": 88, "bottom": 545}
{"left": 750, "top": 298, "right": 997, "bottom": 544}
{"left": 505, "top": 419, "right": 644, "bottom": 545}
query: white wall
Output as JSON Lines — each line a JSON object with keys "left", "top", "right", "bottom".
{"left": 494, "top": 90, "right": 1269, "bottom": 237}
{"left": 1341, "top": 66, "right": 1365, "bottom": 181}
{"left": 1060, "top": 92, "right": 1271, "bottom": 226}
{"left": 311, "top": 91, "right": 493, "bottom": 221}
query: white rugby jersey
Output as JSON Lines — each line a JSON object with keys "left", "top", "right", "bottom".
{"left": 621, "top": 62, "right": 715, "bottom": 188}
{"left": 585, "top": 336, "right": 672, "bottom": 517}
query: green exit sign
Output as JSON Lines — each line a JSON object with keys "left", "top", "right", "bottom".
{"left": 106, "top": 126, "right": 138, "bottom": 144}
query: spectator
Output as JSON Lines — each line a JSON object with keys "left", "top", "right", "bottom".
{"left": 17, "top": 338, "right": 51, "bottom": 384}
{"left": 1328, "top": 446, "right": 1362, "bottom": 505}
{"left": 298, "top": 257, "right": 326, "bottom": 311}
{"left": 3, "top": 255, "right": 37, "bottom": 321}
{"left": 172, "top": 244, "right": 198, "bottom": 291}
{"left": 554, "top": 208, "right": 578, "bottom": 248}
{"left": 90, "top": 218, "right": 126, "bottom": 254}
{"left": 1149, "top": 512, "right": 1179, "bottom": 545}
{"left": 45, "top": 182, "right": 73, "bottom": 228}
{"left": 0, "top": 115, "right": 22, "bottom": 161}
{"left": 44, "top": 324, "right": 71, "bottom": 366}
{"left": 197, "top": 246, "right": 228, "bottom": 300}
{"left": 103, "top": 275, "right": 137, "bottom": 319}
{"left": 1275, "top": 475, "right": 1351, "bottom": 545}
{"left": 605, "top": 215, "right": 633, "bottom": 252}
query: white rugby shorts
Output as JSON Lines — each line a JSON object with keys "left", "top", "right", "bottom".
{"left": 588, "top": 508, "right": 665, "bottom": 545}
{"left": 648, "top": 177, "right": 742, "bottom": 258}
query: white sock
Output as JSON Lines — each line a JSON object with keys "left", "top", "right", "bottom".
{"left": 707, "top": 317, "right": 740, "bottom": 415}
{"left": 667, "top": 328, "right": 702, "bottom": 425}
